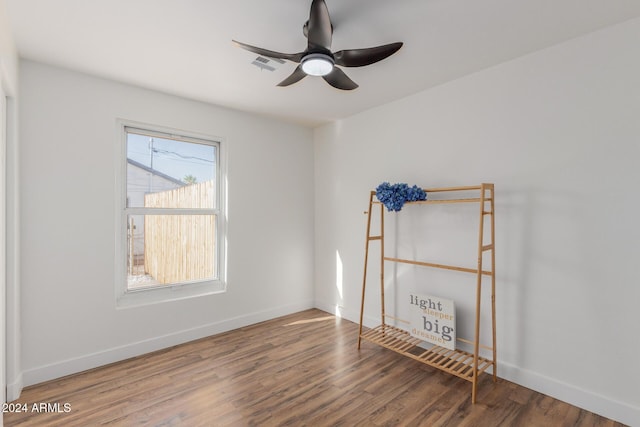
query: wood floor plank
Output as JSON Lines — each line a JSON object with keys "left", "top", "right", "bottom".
{"left": 3, "top": 309, "right": 627, "bottom": 426}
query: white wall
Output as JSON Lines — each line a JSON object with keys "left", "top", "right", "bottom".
{"left": 0, "top": 0, "right": 17, "bottom": 94}
{"left": 314, "top": 17, "right": 640, "bottom": 426}
{"left": 19, "top": 60, "right": 314, "bottom": 386}
{"left": 0, "top": 0, "right": 19, "bottom": 412}
{"left": 0, "top": 80, "right": 6, "bottom": 424}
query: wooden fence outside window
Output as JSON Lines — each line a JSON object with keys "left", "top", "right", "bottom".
{"left": 143, "top": 180, "right": 215, "bottom": 284}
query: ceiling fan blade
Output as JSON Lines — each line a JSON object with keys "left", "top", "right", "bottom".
{"left": 277, "top": 65, "right": 307, "bottom": 87}
{"left": 323, "top": 67, "right": 358, "bottom": 90}
{"left": 307, "top": 0, "right": 332, "bottom": 50}
{"left": 334, "top": 42, "right": 403, "bottom": 67}
{"left": 232, "top": 40, "right": 304, "bottom": 63}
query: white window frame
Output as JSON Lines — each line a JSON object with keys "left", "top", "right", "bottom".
{"left": 115, "top": 119, "right": 227, "bottom": 308}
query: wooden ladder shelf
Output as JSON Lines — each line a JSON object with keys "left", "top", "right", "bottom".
{"left": 357, "top": 184, "right": 497, "bottom": 403}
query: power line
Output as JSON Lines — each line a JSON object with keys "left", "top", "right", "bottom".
{"left": 151, "top": 148, "right": 214, "bottom": 163}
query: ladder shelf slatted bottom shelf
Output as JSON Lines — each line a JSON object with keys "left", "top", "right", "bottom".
{"left": 357, "top": 183, "right": 497, "bottom": 404}
{"left": 360, "top": 324, "right": 494, "bottom": 382}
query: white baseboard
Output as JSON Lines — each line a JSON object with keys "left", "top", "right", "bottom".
{"left": 316, "top": 300, "right": 639, "bottom": 427}
{"left": 314, "top": 301, "right": 378, "bottom": 328}
{"left": 498, "top": 362, "right": 639, "bottom": 427}
{"left": 21, "top": 300, "right": 314, "bottom": 389}
{"left": 6, "top": 373, "right": 23, "bottom": 402}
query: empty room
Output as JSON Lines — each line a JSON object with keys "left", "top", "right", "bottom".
{"left": 0, "top": 0, "right": 638, "bottom": 426}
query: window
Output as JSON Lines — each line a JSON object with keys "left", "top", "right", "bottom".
{"left": 116, "top": 122, "right": 225, "bottom": 307}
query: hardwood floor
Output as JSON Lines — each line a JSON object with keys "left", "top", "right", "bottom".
{"left": 4, "top": 309, "right": 625, "bottom": 426}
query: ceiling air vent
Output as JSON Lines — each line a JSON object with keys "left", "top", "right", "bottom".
{"left": 251, "top": 56, "right": 285, "bottom": 72}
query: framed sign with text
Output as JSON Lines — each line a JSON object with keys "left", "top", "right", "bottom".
{"left": 410, "top": 293, "right": 456, "bottom": 350}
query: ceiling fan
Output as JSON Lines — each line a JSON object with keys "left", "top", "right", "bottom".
{"left": 232, "top": 0, "right": 403, "bottom": 90}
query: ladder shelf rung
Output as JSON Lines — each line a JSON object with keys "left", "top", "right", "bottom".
{"left": 384, "top": 257, "right": 493, "bottom": 276}
{"left": 374, "top": 198, "right": 493, "bottom": 205}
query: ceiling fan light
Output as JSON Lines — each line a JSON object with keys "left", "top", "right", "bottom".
{"left": 301, "top": 53, "right": 334, "bottom": 76}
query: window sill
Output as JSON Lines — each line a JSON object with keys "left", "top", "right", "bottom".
{"left": 116, "top": 280, "right": 226, "bottom": 309}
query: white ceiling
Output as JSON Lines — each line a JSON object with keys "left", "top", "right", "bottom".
{"left": 6, "top": 0, "right": 640, "bottom": 127}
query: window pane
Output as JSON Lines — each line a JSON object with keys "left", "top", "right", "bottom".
{"left": 127, "top": 214, "right": 216, "bottom": 290}
{"left": 126, "top": 131, "right": 216, "bottom": 208}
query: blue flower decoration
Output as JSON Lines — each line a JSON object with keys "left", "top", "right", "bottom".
{"left": 375, "top": 182, "right": 427, "bottom": 211}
